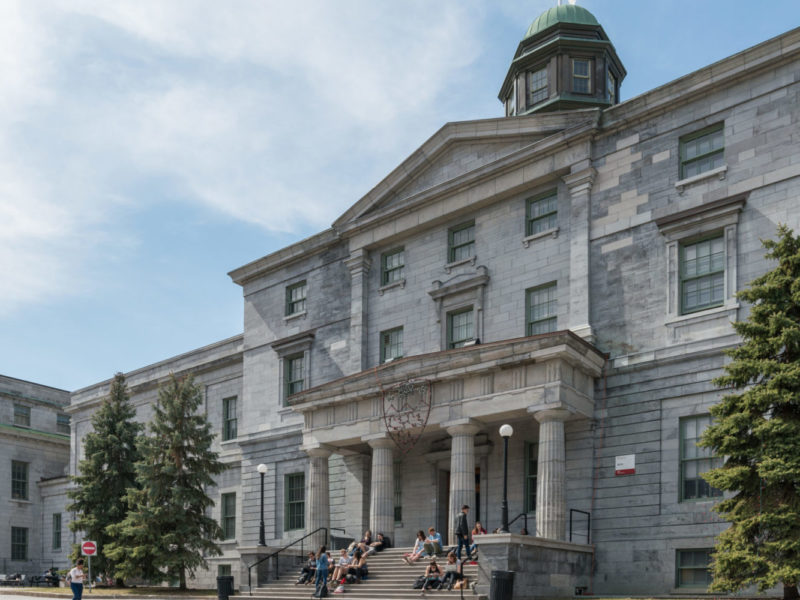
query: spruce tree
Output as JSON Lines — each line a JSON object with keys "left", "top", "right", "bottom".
{"left": 67, "top": 372, "right": 141, "bottom": 585}
{"left": 107, "top": 373, "right": 225, "bottom": 589}
{"left": 701, "top": 225, "right": 800, "bottom": 600}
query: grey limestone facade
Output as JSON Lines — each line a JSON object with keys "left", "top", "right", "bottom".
{"left": 7, "top": 6, "right": 800, "bottom": 597}
{"left": 0, "top": 375, "right": 70, "bottom": 575}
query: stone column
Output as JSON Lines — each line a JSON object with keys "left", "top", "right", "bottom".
{"left": 446, "top": 421, "right": 480, "bottom": 544}
{"left": 345, "top": 248, "right": 371, "bottom": 373}
{"left": 562, "top": 163, "right": 596, "bottom": 342}
{"left": 534, "top": 409, "right": 571, "bottom": 540}
{"left": 305, "top": 446, "right": 332, "bottom": 550}
{"left": 366, "top": 435, "right": 395, "bottom": 540}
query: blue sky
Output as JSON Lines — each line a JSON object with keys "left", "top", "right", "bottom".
{"left": 2, "top": 0, "right": 799, "bottom": 392}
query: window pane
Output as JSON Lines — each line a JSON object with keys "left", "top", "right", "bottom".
{"left": 286, "top": 473, "right": 305, "bottom": 530}
{"left": 677, "top": 549, "right": 713, "bottom": 587}
{"left": 286, "top": 282, "right": 307, "bottom": 315}
{"left": 449, "top": 223, "right": 475, "bottom": 262}
{"left": 12, "top": 460, "right": 28, "bottom": 500}
{"left": 57, "top": 413, "right": 70, "bottom": 434}
{"left": 52, "top": 513, "right": 62, "bottom": 550}
{"left": 527, "top": 283, "right": 557, "bottom": 335}
{"left": 528, "top": 68, "right": 547, "bottom": 106}
{"left": 381, "top": 328, "right": 404, "bottom": 363}
{"left": 449, "top": 310, "right": 474, "bottom": 348}
{"left": 382, "top": 248, "right": 405, "bottom": 284}
{"left": 286, "top": 354, "right": 305, "bottom": 398}
{"left": 14, "top": 404, "right": 30, "bottom": 427}
{"left": 223, "top": 397, "right": 237, "bottom": 441}
{"left": 221, "top": 493, "right": 236, "bottom": 539}
{"left": 681, "top": 236, "right": 725, "bottom": 313}
{"left": 11, "top": 527, "right": 28, "bottom": 561}
{"left": 681, "top": 125, "right": 724, "bottom": 178}
{"left": 680, "top": 416, "right": 723, "bottom": 501}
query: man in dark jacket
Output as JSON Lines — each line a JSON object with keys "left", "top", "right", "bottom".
{"left": 454, "top": 504, "right": 473, "bottom": 561}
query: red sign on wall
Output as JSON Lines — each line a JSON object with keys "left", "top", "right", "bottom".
{"left": 615, "top": 454, "right": 635, "bottom": 476}
{"left": 81, "top": 541, "right": 97, "bottom": 556}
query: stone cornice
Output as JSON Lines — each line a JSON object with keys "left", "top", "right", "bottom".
{"left": 0, "top": 423, "right": 69, "bottom": 446}
{"left": 228, "top": 228, "right": 341, "bottom": 287}
{"left": 288, "top": 331, "right": 606, "bottom": 411}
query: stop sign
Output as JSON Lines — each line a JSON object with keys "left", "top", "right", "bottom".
{"left": 81, "top": 541, "right": 97, "bottom": 556}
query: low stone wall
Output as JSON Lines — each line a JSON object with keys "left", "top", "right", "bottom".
{"left": 475, "top": 534, "right": 593, "bottom": 599}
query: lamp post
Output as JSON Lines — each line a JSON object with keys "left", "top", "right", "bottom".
{"left": 257, "top": 463, "right": 268, "bottom": 546}
{"left": 499, "top": 424, "right": 514, "bottom": 533}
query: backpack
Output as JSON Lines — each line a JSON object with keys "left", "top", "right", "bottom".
{"left": 412, "top": 575, "right": 426, "bottom": 589}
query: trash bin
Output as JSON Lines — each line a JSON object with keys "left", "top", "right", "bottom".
{"left": 217, "top": 575, "right": 234, "bottom": 600}
{"left": 490, "top": 570, "right": 514, "bottom": 600}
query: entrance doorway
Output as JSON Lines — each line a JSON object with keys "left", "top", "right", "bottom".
{"left": 436, "top": 470, "right": 450, "bottom": 540}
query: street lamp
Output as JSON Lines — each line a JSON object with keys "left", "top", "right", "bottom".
{"left": 257, "top": 463, "right": 268, "bottom": 546}
{"left": 499, "top": 424, "right": 514, "bottom": 533}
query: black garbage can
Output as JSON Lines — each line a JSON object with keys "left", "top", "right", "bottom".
{"left": 217, "top": 575, "right": 234, "bottom": 600}
{"left": 490, "top": 570, "right": 515, "bottom": 600}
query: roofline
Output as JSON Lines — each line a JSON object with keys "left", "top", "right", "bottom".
{"left": 71, "top": 333, "right": 244, "bottom": 399}
{"left": 228, "top": 228, "right": 340, "bottom": 286}
{"left": 0, "top": 373, "right": 70, "bottom": 394}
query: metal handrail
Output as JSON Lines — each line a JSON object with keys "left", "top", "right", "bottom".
{"left": 569, "top": 509, "right": 591, "bottom": 543}
{"left": 507, "top": 512, "right": 529, "bottom": 533}
{"left": 247, "top": 527, "right": 328, "bottom": 595}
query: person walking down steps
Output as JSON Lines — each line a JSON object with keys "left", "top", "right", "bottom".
{"left": 454, "top": 504, "right": 474, "bottom": 561}
{"left": 313, "top": 546, "right": 329, "bottom": 598}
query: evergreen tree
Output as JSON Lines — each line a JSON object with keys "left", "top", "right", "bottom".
{"left": 107, "top": 373, "right": 225, "bottom": 589}
{"left": 67, "top": 373, "right": 142, "bottom": 585}
{"left": 701, "top": 225, "right": 800, "bottom": 600}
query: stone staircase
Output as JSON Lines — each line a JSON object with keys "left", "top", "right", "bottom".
{"left": 247, "top": 547, "right": 482, "bottom": 600}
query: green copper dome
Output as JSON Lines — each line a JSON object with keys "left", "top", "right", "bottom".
{"left": 524, "top": 4, "right": 600, "bottom": 39}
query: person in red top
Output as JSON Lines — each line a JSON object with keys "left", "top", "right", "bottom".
{"left": 468, "top": 521, "right": 487, "bottom": 557}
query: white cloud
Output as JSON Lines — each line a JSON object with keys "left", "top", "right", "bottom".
{"left": 0, "top": 0, "right": 486, "bottom": 315}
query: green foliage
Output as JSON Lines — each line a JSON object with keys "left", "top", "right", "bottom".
{"left": 701, "top": 225, "right": 800, "bottom": 599}
{"left": 106, "top": 373, "right": 225, "bottom": 589}
{"left": 67, "top": 373, "right": 142, "bottom": 582}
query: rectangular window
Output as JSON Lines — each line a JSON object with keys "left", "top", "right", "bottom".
{"left": 448, "top": 221, "right": 475, "bottom": 263}
{"left": 447, "top": 308, "right": 474, "bottom": 349}
{"left": 11, "top": 460, "right": 28, "bottom": 500}
{"left": 527, "top": 67, "right": 548, "bottom": 106}
{"left": 526, "top": 191, "right": 558, "bottom": 236}
{"left": 680, "top": 124, "right": 724, "bottom": 179}
{"left": 572, "top": 59, "right": 592, "bottom": 94}
{"left": 524, "top": 442, "right": 537, "bottom": 513}
{"left": 526, "top": 283, "right": 558, "bottom": 335}
{"left": 394, "top": 461, "right": 402, "bottom": 523}
{"left": 285, "top": 281, "right": 307, "bottom": 316}
{"left": 381, "top": 248, "right": 405, "bottom": 285}
{"left": 676, "top": 549, "right": 713, "bottom": 588}
{"left": 13, "top": 404, "right": 30, "bottom": 427}
{"left": 52, "top": 513, "right": 62, "bottom": 550}
{"left": 56, "top": 413, "right": 70, "bottom": 434}
{"left": 380, "top": 327, "right": 404, "bottom": 363}
{"left": 284, "top": 353, "right": 305, "bottom": 400}
{"left": 222, "top": 396, "right": 237, "bottom": 441}
{"left": 221, "top": 492, "right": 236, "bottom": 540}
{"left": 606, "top": 70, "right": 616, "bottom": 103}
{"left": 680, "top": 415, "right": 723, "bottom": 501}
{"left": 218, "top": 565, "right": 232, "bottom": 577}
{"left": 285, "top": 473, "right": 305, "bottom": 531}
{"left": 680, "top": 235, "right": 725, "bottom": 314}
{"left": 11, "top": 527, "right": 27, "bottom": 561}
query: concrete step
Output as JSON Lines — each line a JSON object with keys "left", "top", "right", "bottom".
{"left": 250, "top": 547, "right": 480, "bottom": 600}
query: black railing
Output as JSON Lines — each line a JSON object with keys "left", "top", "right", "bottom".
{"left": 247, "top": 527, "right": 328, "bottom": 595}
{"left": 329, "top": 527, "right": 353, "bottom": 551}
{"left": 507, "top": 512, "right": 529, "bottom": 534}
{"left": 569, "top": 509, "right": 591, "bottom": 544}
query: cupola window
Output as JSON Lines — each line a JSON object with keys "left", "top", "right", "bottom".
{"left": 572, "top": 59, "right": 592, "bottom": 94}
{"left": 527, "top": 67, "right": 548, "bottom": 106}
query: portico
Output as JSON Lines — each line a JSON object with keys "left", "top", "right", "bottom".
{"left": 291, "top": 331, "right": 604, "bottom": 547}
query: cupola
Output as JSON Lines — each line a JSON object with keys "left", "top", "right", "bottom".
{"left": 499, "top": 3, "right": 626, "bottom": 116}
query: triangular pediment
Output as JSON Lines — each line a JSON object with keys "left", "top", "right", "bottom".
{"left": 334, "top": 110, "right": 599, "bottom": 233}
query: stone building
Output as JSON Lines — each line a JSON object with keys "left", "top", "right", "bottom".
{"left": 0, "top": 375, "right": 70, "bottom": 575}
{"left": 19, "top": 5, "right": 800, "bottom": 597}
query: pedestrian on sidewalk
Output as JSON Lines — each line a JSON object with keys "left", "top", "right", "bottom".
{"left": 66, "top": 559, "right": 86, "bottom": 600}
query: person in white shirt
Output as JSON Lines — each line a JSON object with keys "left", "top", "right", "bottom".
{"left": 66, "top": 559, "right": 85, "bottom": 600}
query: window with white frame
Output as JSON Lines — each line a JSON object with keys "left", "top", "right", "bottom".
{"left": 680, "top": 235, "right": 725, "bottom": 314}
